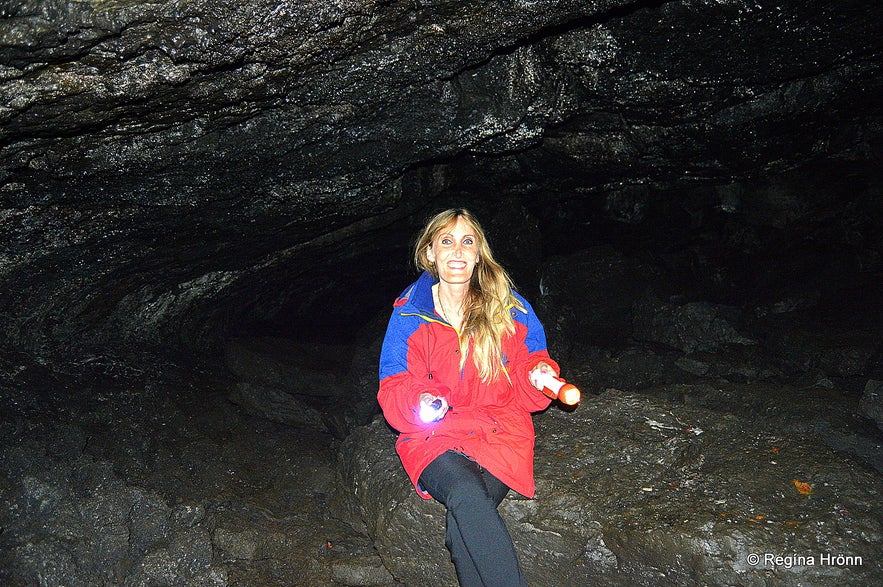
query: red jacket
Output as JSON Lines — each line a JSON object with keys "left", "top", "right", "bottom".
{"left": 378, "top": 271, "right": 556, "bottom": 499}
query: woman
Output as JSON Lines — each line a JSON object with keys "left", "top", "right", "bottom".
{"left": 378, "top": 208, "right": 560, "bottom": 587}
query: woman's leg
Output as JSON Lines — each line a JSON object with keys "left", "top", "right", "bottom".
{"left": 480, "top": 466, "right": 512, "bottom": 508}
{"left": 443, "top": 500, "right": 483, "bottom": 586}
{"left": 419, "top": 451, "right": 527, "bottom": 587}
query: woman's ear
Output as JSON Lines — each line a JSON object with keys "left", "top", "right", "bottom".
{"left": 426, "top": 245, "right": 435, "bottom": 264}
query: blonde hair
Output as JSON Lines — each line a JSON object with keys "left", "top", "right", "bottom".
{"left": 414, "top": 209, "right": 525, "bottom": 382}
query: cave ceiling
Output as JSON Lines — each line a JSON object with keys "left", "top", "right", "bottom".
{"left": 0, "top": 0, "right": 880, "bottom": 365}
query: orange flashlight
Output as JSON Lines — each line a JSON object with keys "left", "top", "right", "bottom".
{"left": 534, "top": 371, "right": 581, "bottom": 405}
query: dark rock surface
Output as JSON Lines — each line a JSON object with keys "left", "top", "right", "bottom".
{"left": 0, "top": 368, "right": 388, "bottom": 587}
{"left": 224, "top": 336, "right": 377, "bottom": 436}
{"left": 332, "top": 243, "right": 882, "bottom": 586}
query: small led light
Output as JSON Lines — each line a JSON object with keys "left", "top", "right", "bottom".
{"left": 419, "top": 397, "right": 447, "bottom": 423}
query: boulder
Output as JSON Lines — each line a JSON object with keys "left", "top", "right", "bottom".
{"left": 223, "top": 337, "right": 347, "bottom": 398}
{"left": 0, "top": 437, "right": 227, "bottom": 587}
{"left": 536, "top": 247, "right": 649, "bottom": 356}
{"left": 229, "top": 381, "right": 332, "bottom": 433}
{"left": 224, "top": 336, "right": 376, "bottom": 436}
{"left": 0, "top": 377, "right": 380, "bottom": 587}
{"left": 335, "top": 391, "right": 883, "bottom": 586}
{"left": 632, "top": 296, "right": 755, "bottom": 354}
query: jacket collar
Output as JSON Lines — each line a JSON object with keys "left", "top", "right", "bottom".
{"left": 397, "top": 270, "right": 438, "bottom": 316}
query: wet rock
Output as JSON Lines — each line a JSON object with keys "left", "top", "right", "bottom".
{"left": 0, "top": 375, "right": 379, "bottom": 587}
{"left": 343, "top": 318, "right": 388, "bottom": 426}
{"left": 673, "top": 350, "right": 782, "bottom": 383}
{"left": 645, "top": 380, "right": 883, "bottom": 476}
{"left": 760, "top": 328, "right": 878, "bottom": 378}
{"left": 330, "top": 555, "right": 398, "bottom": 587}
{"left": 0, "top": 1, "right": 881, "bottom": 585}
{"left": 337, "top": 391, "right": 883, "bottom": 587}
{"left": 1, "top": 0, "right": 879, "bottom": 374}
{"left": 332, "top": 417, "right": 455, "bottom": 586}
{"left": 569, "top": 345, "right": 684, "bottom": 392}
{"left": 0, "top": 430, "right": 227, "bottom": 587}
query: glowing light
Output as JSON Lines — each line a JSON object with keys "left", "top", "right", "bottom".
{"left": 419, "top": 397, "right": 447, "bottom": 423}
{"left": 559, "top": 385, "right": 581, "bottom": 406}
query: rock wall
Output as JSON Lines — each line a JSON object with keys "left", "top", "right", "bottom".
{"left": 1, "top": 0, "right": 880, "bottom": 371}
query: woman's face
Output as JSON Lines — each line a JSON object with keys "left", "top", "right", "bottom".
{"left": 427, "top": 216, "right": 480, "bottom": 286}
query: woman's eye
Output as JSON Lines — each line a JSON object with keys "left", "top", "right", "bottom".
{"left": 441, "top": 238, "right": 452, "bottom": 245}
{"left": 463, "top": 238, "right": 474, "bottom": 246}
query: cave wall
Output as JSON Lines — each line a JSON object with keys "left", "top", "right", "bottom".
{"left": 1, "top": 0, "right": 880, "bottom": 374}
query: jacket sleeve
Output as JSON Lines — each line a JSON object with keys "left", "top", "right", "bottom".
{"left": 507, "top": 297, "right": 558, "bottom": 413}
{"left": 377, "top": 310, "right": 451, "bottom": 433}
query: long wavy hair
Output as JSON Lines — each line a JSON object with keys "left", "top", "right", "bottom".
{"left": 414, "top": 209, "right": 525, "bottom": 382}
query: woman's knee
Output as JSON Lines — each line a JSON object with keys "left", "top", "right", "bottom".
{"left": 444, "top": 475, "right": 498, "bottom": 512}
{"left": 481, "top": 469, "right": 511, "bottom": 506}
{"left": 420, "top": 452, "right": 486, "bottom": 504}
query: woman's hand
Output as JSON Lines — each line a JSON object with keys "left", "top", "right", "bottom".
{"left": 528, "top": 361, "right": 557, "bottom": 391}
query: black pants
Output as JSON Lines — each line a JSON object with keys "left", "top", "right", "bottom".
{"left": 418, "top": 450, "right": 528, "bottom": 587}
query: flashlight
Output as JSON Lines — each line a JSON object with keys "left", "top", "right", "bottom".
{"left": 419, "top": 397, "right": 448, "bottom": 423}
{"left": 534, "top": 371, "right": 581, "bottom": 405}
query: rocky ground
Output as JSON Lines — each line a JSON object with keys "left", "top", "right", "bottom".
{"left": 2, "top": 330, "right": 881, "bottom": 586}
{"left": 0, "top": 364, "right": 394, "bottom": 587}
{"left": 337, "top": 383, "right": 882, "bottom": 587}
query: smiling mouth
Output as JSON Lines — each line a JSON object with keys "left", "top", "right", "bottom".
{"left": 447, "top": 261, "right": 467, "bottom": 269}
